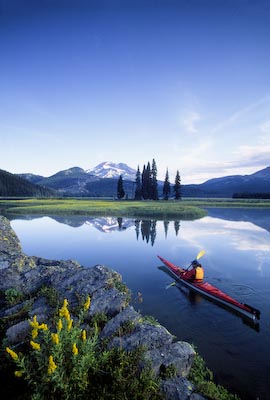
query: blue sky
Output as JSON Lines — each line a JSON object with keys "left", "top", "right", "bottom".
{"left": 1, "top": 0, "right": 270, "bottom": 183}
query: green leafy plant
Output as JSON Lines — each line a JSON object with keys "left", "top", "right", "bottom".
{"left": 5, "top": 288, "right": 24, "bottom": 305}
{"left": 159, "top": 363, "right": 178, "bottom": 379}
{"left": 142, "top": 315, "right": 160, "bottom": 326}
{"left": 6, "top": 296, "right": 95, "bottom": 399}
{"left": 38, "top": 286, "right": 59, "bottom": 308}
{"left": 6, "top": 296, "right": 161, "bottom": 400}
{"left": 189, "top": 351, "right": 240, "bottom": 400}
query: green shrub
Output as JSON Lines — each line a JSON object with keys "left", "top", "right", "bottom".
{"left": 189, "top": 352, "right": 240, "bottom": 400}
{"left": 5, "top": 296, "right": 161, "bottom": 400}
{"left": 38, "top": 286, "right": 59, "bottom": 308}
{"left": 5, "top": 288, "right": 23, "bottom": 305}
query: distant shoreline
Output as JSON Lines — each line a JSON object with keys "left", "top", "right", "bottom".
{"left": 1, "top": 198, "right": 270, "bottom": 222}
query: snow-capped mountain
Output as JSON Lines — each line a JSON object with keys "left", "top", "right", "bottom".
{"left": 16, "top": 162, "right": 270, "bottom": 198}
{"left": 86, "top": 161, "right": 136, "bottom": 181}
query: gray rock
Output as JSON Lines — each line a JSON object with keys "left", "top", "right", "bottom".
{"left": 0, "top": 216, "right": 22, "bottom": 256}
{"left": 29, "top": 297, "right": 53, "bottom": 323}
{"left": 145, "top": 341, "right": 195, "bottom": 377}
{"left": 161, "top": 377, "right": 195, "bottom": 400}
{"left": 109, "top": 321, "right": 173, "bottom": 351}
{"left": 51, "top": 264, "right": 121, "bottom": 296}
{"left": 101, "top": 305, "right": 141, "bottom": 338}
{"left": 0, "top": 301, "right": 29, "bottom": 318}
{"left": 190, "top": 393, "right": 206, "bottom": 400}
{"left": 6, "top": 320, "right": 30, "bottom": 343}
{"left": 89, "top": 286, "right": 128, "bottom": 317}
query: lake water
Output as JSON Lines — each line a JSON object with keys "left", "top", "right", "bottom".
{"left": 7, "top": 208, "right": 270, "bottom": 400}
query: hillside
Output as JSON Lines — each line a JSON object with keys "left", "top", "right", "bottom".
{"left": 183, "top": 166, "right": 270, "bottom": 197}
{"left": 16, "top": 163, "right": 270, "bottom": 198}
{"left": 0, "top": 169, "right": 54, "bottom": 197}
{"left": 18, "top": 163, "right": 137, "bottom": 197}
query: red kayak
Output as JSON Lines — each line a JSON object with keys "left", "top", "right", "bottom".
{"left": 158, "top": 255, "right": 260, "bottom": 321}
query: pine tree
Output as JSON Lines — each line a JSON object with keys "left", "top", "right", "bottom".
{"left": 141, "top": 165, "right": 147, "bottom": 199}
{"left": 151, "top": 158, "right": 159, "bottom": 200}
{"left": 163, "top": 168, "right": 171, "bottom": 200}
{"left": 146, "top": 161, "right": 152, "bottom": 199}
{"left": 134, "top": 166, "right": 142, "bottom": 200}
{"left": 142, "top": 162, "right": 152, "bottom": 200}
{"left": 174, "top": 170, "right": 182, "bottom": 200}
{"left": 117, "top": 175, "right": 125, "bottom": 199}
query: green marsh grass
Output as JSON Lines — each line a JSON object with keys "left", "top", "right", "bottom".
{"left": 0, "top": 198, "right": 207, "bottom": 220}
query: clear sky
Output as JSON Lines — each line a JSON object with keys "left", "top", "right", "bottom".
{"left": 1, "top": 0, "right": 270, "bottom": 183}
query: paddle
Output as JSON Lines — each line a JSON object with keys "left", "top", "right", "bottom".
{"left": 166, "top": 282, "right": 176, "bottom": 289}
{"left": 185, "top": 249, "right": 206, "bottom": 271}
{"left": 196, "top": 249, "right": 206, "bottom": 261}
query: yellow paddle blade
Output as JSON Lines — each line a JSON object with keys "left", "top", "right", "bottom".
{"left": 196, "top": 249, "right": 205, "bottom": 260}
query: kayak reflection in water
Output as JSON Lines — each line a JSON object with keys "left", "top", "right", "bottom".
{"left": 182, "top": 260, "right": 204, "bottom": 283}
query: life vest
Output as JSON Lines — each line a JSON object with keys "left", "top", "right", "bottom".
{"left": 195, "top": 266, "right": 204, "bottom": 281}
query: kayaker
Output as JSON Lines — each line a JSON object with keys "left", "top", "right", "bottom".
{"left": 182, "top": 260, "right": 204, "bottom": 282}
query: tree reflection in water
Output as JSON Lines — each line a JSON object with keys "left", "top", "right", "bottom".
{"left": 135, "top": 219, "right": 181, "bottom": 246}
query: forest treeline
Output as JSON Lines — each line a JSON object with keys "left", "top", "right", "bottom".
{"left": 117, "top": 159, "right": 181, "bottom": 200}
{"left": 0, "top": 169, "right": 54, "bottom": 197}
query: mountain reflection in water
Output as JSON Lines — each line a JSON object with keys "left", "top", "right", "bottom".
{"left": 52, "top": 216, "right": 181, "bottom": 246}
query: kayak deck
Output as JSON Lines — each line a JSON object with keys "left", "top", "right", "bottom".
{"left": 158, "top": 255, "right": 260, "bottom": 321}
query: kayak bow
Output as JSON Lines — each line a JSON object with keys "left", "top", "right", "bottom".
{"left": 158, "top": 255, "right": 260, "bottom": 321}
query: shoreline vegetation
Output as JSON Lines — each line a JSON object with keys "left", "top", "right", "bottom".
{"left": 0, "top": 215, "right": 241, "bottom": 400}
{"left": 1, "top": 198, "right": 270, "bottom": 220}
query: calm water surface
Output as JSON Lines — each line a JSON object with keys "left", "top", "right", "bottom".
{"left": 8, "top": 208, "right": 270, "bottom": 400}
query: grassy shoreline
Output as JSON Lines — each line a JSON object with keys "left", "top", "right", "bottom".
{"left": 1, "top": 198, "right": 270, "bottom": 220}
{"left": 0, "top": 198, "right": 207, "bottom": 220}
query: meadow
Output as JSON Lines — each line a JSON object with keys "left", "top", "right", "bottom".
{"left": 1, "top": 198, "right": 270, "bottom": 220}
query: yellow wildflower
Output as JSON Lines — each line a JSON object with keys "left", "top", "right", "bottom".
{"left": 29, "top": 315, "right": 39, "bottom": 329}
{"left": 6, "top": 347, "right": 19, "bottom": 361}
{"left": 68, "top": 319, "right": 73, "bottom": 331}
{"left": 30, "top": 341, "right": 41, "bottom": 351}
{"left": 32, "top": 328, "right": 38, "bottom": 339}
{"left": 82, "top": 329, "right": 87, "bottom": 341}
{"left": 84, "top": 296, "right": 91, "bottom": 311}
{"left": 48, "top": 355, "right": 57, "bottom": 375}
{"left": 64, "top": 308, "right": 71, "bottom": 321}
{"left": 63, "top": 298, "right": 68, "bottom": 307}
{"left": 51, "top": 333, "right": 59, "bottom": 345}
{"left": 59, "top": 302, "right": 70, "bottom": 321}
{"left": 72, "top": 343, "right": 78, "bottom": 356}
{"left": 14, "top": 371, "right": 23, "bottom": 377}
{"left": 57, "top": 318, "right": 63, "bottom": 331}
{"left": 39, "top": 323, "right": 48, "bottom": 331}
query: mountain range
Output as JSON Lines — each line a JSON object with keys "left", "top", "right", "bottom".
{"left": 18, "top": 162, "right": 137, "bottom": 197}
{"left": 183, "top": 166, "right": 270, "bottom": 197}
{"left": 0, "top": 169, "right": 54, "bottom": 197}
{"left": 0, "top": 161, "right": 269, "bottom": 198}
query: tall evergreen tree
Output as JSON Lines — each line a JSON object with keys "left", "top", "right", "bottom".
{"left": 134, "top": 166, "right": 142, "bottom": 200}
{"left": 174, "top": 170, "right": 182, "bottom": 200}
{"left": 117, "top": 175, "right": 125, "bottom": 199}
{"left": 151, "top": 158, "right": 159, "bottom": 200}
{"left": 141, "top": 165, "right": 147, "bottom": 199}
{"left": 163, "top": 168, "right": 171, "bottom": 200}
{"left": 146, "top": 161, "right": 152, "bottom": 199}
{"left": 142, "top": 162, "right": 152, "bottom": 199}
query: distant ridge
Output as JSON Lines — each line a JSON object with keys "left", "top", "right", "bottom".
{"left": 14, "top": 163, "right": 270, "bottom": 198}
{"left": 183, "top": 166, "right": 270, "bottom": 197}
{"left": 17, "top": 162, "right": 137, "bottom": 197}
{"left": 0, "top": 169, "right": 54, "bottom": 197}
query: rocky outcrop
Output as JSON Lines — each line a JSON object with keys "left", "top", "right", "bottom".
{"left": 0, "top": 216, "right": 204, "bottom": 399}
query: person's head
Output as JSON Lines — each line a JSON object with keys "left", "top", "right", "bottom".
{"left": 192, "top": 260, "right": 201, "bottom": 268}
